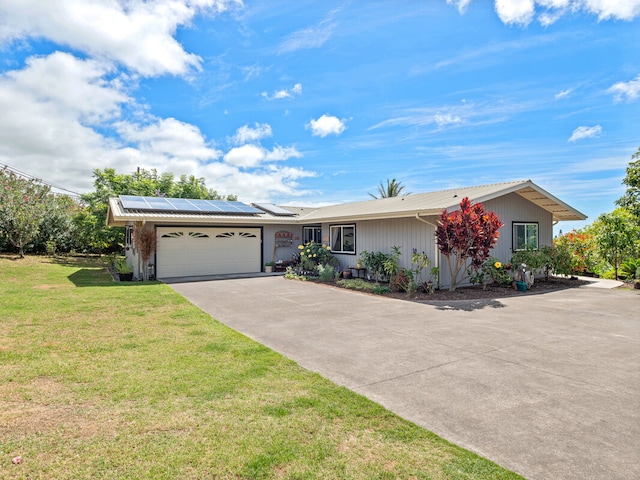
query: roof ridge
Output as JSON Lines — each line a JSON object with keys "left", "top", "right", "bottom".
{"left": 408, "top": 179, "right": 530, "bottom": 197}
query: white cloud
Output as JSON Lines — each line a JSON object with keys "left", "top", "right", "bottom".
{"left": 307, "top": 114, "right": 347, "bottom": 137}
{"left": 555, "top": 88, "right": 572, "bottom": 99}
{"left": 608, "top": 74, "right": 640, "bottom": 103}
{"left": 116, "top": 117, "right": 222, "bottom": 162}
{"left": 230, "top": 123, "right": 273, "bottom": 145}
{"left": 4, "top": 52, "right": 128, "bottom": 124}
{"left": 277, "top": 12, "right": 337, "bottom": 53}
{"left": 370, "top": 101, "right": 526, "bottom": 131}
{"left": 0, "top": 49, "right": 313, "bottom": 201}
{"left": 223, "top": 144, "right": 302, "bottom": 168}
{"left": 0, "top": 0, "right": 242, "bottom": 77}
{"left": 568, "top": 125, "right": 602, "bottom": 142}
{"left": 495, "top": 0, "right": 536, "bottom": 26}
{"left": 455, "top": 0, "right": 640, "bottom": 26}
{"left": 265, "top": 146, "right": 303, "bottom": 161}
{"left": 210, "top": 165, "right": 315, "bottom": 202}
{"left": 261, "top": 83, "right": 302, "bottom": 100}
{"left": 446, "top": 0, "right": 473, "bottom": 14}
{"left": 434, "top": 112, "right": 463, "bottom": 128}
{"left": 223, "top": 144, "right": 265, "bottom": 168}
{"left": 582, "top": 0, "right": 640, "bottom": 21}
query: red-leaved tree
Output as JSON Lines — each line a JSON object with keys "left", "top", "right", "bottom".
{"left": 436, "top": 197, "right": 503, "bottom": 291}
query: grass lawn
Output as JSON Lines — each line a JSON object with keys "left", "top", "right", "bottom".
{"left": 0, "top": 256, "right": 523, "bottom": 479}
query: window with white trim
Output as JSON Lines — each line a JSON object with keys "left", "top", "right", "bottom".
{"left": 330, "top": 225, "right": 355, "bottom": 253}
{"left": 303, "top": 226, "right": 322, "bottom": 244}
{"left": 513, "top": 222, "right": 539, "bottom": 251}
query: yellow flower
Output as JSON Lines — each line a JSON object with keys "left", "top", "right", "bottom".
{"left": 494, "top": 261, "right": 502, "bottom": 269}
{"left": 300, "top": 252, "right": 305, "bottom": 257}
{"left": 313, "top": 254, "right": 317, "bottom": 257}
{"left": 298, "top": 245, "right": 304, "bottom": 250}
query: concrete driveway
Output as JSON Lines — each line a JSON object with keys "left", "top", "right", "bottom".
{"left": 168, "top": 277, "right": 640, "bottom": 480}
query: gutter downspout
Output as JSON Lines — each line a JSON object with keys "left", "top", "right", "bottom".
{"left": 415, "top": 213, "right": 440, "bottom": 287}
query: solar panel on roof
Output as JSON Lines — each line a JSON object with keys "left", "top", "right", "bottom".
{"left": 252, "top": 203, "right": 295, "bottom": 216}
{"left": 144, "top": 197, "right": 175, "bottom": 211}
{"left": 165, "top": 198, "right": 200, "bottom": 211}
{"left": 119, "top": 195, "right": 262, "bottom": 215}
{"left": 120, "top": 195, "right": 152, "bottom": 210}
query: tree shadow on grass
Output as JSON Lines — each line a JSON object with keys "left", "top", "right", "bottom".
{"left": 419, "top": 298, "right": 506, "bottom": 311}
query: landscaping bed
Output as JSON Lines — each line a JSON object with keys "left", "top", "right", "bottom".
{"left": 303, "top": 275, "right": 591, "bottom": 302}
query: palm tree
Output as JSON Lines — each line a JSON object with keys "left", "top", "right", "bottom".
{"left": 368, "top": 178, "right": 409, "bottom": 199}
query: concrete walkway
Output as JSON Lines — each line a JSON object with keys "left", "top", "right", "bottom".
{"left": 168, "top": 277, "right": 640, "bottom": 480}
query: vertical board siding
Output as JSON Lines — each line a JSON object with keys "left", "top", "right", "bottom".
{"left": 325, "top": 217, "right": 437, "bottom": 278}
{"left": 263, "top": 224, "right": 302, "bottom": 264}
{"left": 484, "top": 193, "right": 553, "bottom": 264}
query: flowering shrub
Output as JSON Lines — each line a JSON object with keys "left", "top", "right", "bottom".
{"left": 297, "top": 241, "right": 339, "bottom": 272}
{"left": 470, "top": 257, "right": 512, "bottom": 289}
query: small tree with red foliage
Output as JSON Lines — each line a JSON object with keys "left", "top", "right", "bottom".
{"left": 436, "top": 197, "right": 503, "bottom": 291}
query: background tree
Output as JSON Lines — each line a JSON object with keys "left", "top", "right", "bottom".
{"left": 616, "top": 147, "right": 640, "bottom": 219}
{"left": 436, "top": 197, "right": 503, "bottom": 291}
{"left": 591, "top": 208, "right": 639, "bottom": 279}
{"left": 368, "top": 178, "right": 409, "bottom": 199}
{"left": 32, "top": 194, "right": 80, "bottom": 254}
{"left": 0, "top": 167, "right": 52, "bottom": 258}
{"left": 553, "top": 229, "right": 597, "bottom": 275}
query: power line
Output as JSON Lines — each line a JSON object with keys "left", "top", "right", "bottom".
{"left": 0, "top": 163, "right": 82, "bottom": 197}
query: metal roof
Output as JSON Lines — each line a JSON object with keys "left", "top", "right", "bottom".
{"left": 296, "top": 180, "right": 586, "bottom": 223}
{"left": 106, "top": 180, "right": 586, "bottom": 226}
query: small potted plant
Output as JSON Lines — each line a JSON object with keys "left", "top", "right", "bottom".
{"left": 265, "top": 261, "right": 275, "bottom": 273}
{"left": 114, "top": 257, "right": 134, "bottom": 281}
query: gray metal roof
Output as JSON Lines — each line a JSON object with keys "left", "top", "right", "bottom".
{"left": 106, "top": 180, "right": 586, "bottom": 226}
{"left": 296, "top": 180, "right": 586, "bottom": 223}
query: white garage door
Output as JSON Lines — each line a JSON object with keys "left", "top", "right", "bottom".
{"left": 156, "top": 227, "right": 261, "bottom": 278}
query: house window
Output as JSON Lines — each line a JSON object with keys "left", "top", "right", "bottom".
{"left": 124, "top": 226, "right": 133, "bottom": 246}
{"left": 330, "top": 225, "right": 355, "bottom": 253}
{"left": 303, "top": 226, "right": 322, "bottom": 244}
{"left": 513, "top": 223, "right": 539, "bottom": 251}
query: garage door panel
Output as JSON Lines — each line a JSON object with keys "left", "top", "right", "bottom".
{"left": 156, "top": 227, "right": 261, "bottom": 277}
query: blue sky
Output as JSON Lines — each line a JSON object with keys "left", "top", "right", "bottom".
{"left": 0, "top": 0, "right": 638, "bottom": 231}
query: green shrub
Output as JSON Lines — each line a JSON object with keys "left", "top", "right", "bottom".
{"left": 619, "top": 258, "right": 640, "bottom": 280}
{"left": 360, "top": 250, "right": 391, "bottom": 282}
{"left": 372, "top": 285, "right": 391, "bottom": 295}
{"left": 337, "top": 278, "right": 374, "bottom": 291}
{"left": 318, "top": 264, "right": 337, "bottom": 282}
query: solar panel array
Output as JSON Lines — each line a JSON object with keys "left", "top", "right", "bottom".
{"left": 119, "top": 195, "right": 263, "bottom": 215}
{"left": 252, "top": 203, "right": 296, "bottom": 216}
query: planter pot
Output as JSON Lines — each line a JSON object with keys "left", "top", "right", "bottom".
{"left": 342, "top": 270, "right": 352, "bottom": 279}
{"left": 515, "top": 280, "right": 527, "bottom": 292}
{"left": 265, "top": 265, "right": 273, "bottom": 273}
{"left": 118, "top": 272, "right": 134, "bottom": 282}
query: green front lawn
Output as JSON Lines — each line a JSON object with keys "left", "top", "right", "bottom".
{"left": 0, "top": 256, "right": 523, "bottom": 479}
